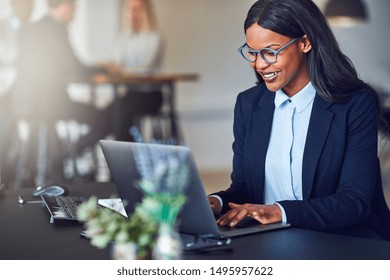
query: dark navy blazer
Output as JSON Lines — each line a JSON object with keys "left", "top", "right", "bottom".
{"left": 214, "top": 83, "right": 390, "bottom": 240}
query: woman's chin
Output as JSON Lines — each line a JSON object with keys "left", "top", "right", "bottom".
{"left": 264, "top": 82, "right": 282, "bottom": 93}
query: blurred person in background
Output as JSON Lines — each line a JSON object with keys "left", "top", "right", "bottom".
{"left": 12, "top": 0, "right": 112, "bottom": 128}
{"left": 0, "top": 0, "right": 33, "bottom": 96}
{"left": 9, "top": 0, "right": 113, "bottom": 184}
{"left": 113, "top": 0, "right": 163, "bottom": 73}
{"left": 0, "top": 0, "right": 34, "bottom": 185}
{"left": 101, "top": 0, "right": 164, "bottom": 143}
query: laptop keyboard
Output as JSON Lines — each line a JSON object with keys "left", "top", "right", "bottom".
{"left": 41, "top": 195, "right": 86, "bottom": 223}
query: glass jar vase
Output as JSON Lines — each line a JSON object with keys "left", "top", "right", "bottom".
{"left": 152, "top": 222, "right": 183, "bottom": 260}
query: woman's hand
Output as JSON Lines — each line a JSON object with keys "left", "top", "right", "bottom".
{"left": 216, "top": 203, "right": 282, "bottom": 227}
{"left": 208, "top": 196, "right": 222, "bottom": 216}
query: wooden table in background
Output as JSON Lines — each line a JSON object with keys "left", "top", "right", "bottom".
{"left": 89, "top": 72, "right": 199, "bottom": 144}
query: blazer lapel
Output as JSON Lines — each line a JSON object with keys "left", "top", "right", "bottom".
{"left": 302, "top": 95, "right": 334, "bottom": 198}
{"left": 250, "top": 88, "right": 275, "bottom": 201}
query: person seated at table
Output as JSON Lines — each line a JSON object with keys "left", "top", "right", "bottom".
{"left": 11, "top": 0, "right": 113, "bottom": 181}
{"left": 208, "top": 0, "right": 390, "bottom": 241}
{"left": 103, "top": 0, "right": 164, "bottom": 142}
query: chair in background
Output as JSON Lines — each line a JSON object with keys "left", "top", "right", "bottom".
{"left": 133, "top": 110, "right": 177, "bottom": 145}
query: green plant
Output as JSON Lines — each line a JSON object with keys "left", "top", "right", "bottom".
{"left": 77, "top": 196, "right": 158, "bottom": 258}
{"left": 78, "top": 140, "right": 191, "bottom": 259}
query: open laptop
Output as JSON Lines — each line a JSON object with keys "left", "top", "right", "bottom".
{"left": 99, "top": 140, "right": 290, "bottom": 239}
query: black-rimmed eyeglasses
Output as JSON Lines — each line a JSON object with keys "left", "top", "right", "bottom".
{"left": 238, "top": 37, "right": 300, "bottom": 64}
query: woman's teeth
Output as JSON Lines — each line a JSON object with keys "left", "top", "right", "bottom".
{"left": 262, "top": 72, "right": 279, "bottom": 79}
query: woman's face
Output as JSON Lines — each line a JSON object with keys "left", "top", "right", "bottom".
{"left": 126, "top": 0, "right": 146, "bottom": 30}
{"left": 62, "top": 1, "right": 76, "bottom": 24}
{"left": 245, "top": 24, "right": 311, "bottom": 96}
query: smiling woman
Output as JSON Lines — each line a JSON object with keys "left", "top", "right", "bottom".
{"left": 207, "top": 0, "right": 390, "bottom": 241}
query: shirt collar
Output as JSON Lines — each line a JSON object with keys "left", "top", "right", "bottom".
{"left": 274, "top": 82, "right": 316, "bottom": 113}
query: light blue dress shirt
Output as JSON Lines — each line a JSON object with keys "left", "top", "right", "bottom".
{"left": 211, "top": 82, "right": 316, "bottom": 223}
{"left": 266, "top": 82, "right": 316, "bottom": 222}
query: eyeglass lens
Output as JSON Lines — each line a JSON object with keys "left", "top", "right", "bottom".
{"left": 241, "top": 48, "right": 277, "bottom": 64}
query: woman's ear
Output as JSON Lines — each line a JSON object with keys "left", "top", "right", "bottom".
{"left": 301, "top": 35, "right": 312, "bottom": 53}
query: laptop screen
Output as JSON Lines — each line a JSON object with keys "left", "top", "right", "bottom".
{"left": 99, "top": 140, "right": 221, "bottom": 236}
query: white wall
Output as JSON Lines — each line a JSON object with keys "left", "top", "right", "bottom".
{"left": 70, "top": 0, "right": 120, "bottom": 63}
{"left": 331, "top": 0, "right": 390, "bottom": 93}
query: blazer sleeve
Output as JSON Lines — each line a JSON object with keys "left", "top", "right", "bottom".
{"left": 212, "top": 87, "right": 259, "bottom": 213}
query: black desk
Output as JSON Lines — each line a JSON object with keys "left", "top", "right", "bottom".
{"left": 1, "top": 182, "right": 390, "bottom": 260}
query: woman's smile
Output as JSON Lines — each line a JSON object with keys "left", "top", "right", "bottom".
{"left": 260, "top": 71, "right": 280, "bottom": 81}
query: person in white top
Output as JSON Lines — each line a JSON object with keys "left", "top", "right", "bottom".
{"left": 113, "top": 0, "right": 163, "bottom": 74}
{"left": 106, "top": 0, "right": 164, "bottom": 142}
